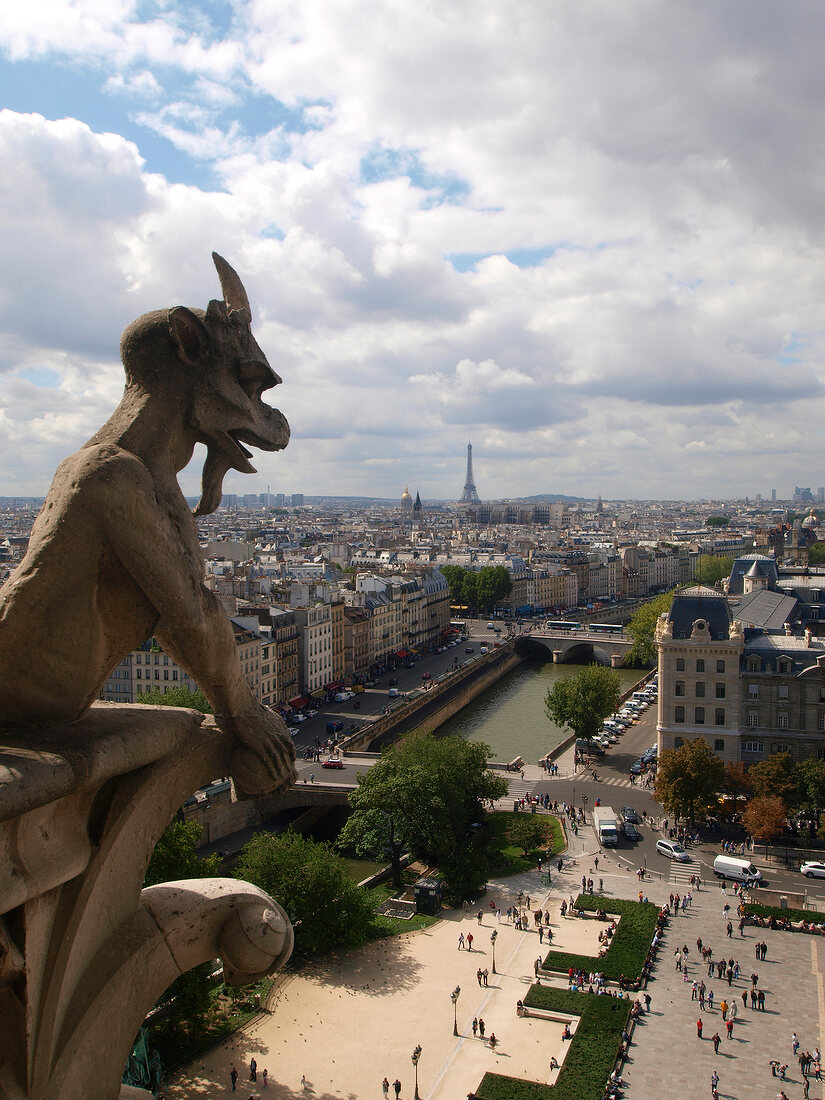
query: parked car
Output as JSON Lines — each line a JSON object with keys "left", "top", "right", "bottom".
{"left": 334, "top": 691, "right": 353, "bottom": 702}
{"left": 288, "top": 727, "right": 300, "bottom": 738}
{"left": 800, "top": 861, "right": 825, "bottom": 879}
{"left": 292, "top": 713, "right": 306, "bottom": 723}
{"left": 621, "top": 806, "right": 640, "bottom": 824}
{"left": 321, "top": 758, "right": 344, "bottom": 769}
{"left": 629, "top": 759, "right": 644, "bottom": 775}
{"left": 656, "top": 838, "right": 691, "bottom": 862}
{"left": 305, "top": 709, "right": 319, "bottom": 718}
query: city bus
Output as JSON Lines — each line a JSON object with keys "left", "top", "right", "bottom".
{"left": 588, "top": 623, "right": 624, "bottom": 635}
{"left": 544, "top": 620, "right": 582, "bottom": 632}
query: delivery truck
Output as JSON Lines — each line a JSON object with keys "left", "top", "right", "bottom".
{"left": 593, "top": 805, "right": 619, "bottom": 847}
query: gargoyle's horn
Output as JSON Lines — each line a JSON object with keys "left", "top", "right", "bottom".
{"left": 212, "top": 252, "right": 252, "bottom": 323}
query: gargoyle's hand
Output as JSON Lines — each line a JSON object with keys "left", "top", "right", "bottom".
{"left": 224, "top": 706, "right": 297, "bottom": 797}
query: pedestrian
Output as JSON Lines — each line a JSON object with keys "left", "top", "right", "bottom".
{"left": 726, "top": 1019, "right": 733, "bottom": 1039}
{"left": 250, "top": 1058, "right": 257, "bottom": 1082}
{"left": 472, "top": 1017, "right": 478, "bottom": 1037}
{"left": 483, "top": 968, "right": 489, "bottom": 986}
{"left": 478, "top": 910, "right": 483, "bottom": 924}
{"left": 477, "top": 968, "right": 483, "bottom": 986}
{"left": 539, "top": 925, "right": 544, "bottom": 943}
{"left": 697, "top": 1018, "right": 704, "bottom": 1039}
{"left": 713, "top": 1032, "right": 721, "bottom": 1054}
{"left": 393, "top": 1079, "right": 401, "bottom": 1099}
{"left": 726, "top": 921, "right": 733, "bottom": 938}
{"left": 489, "top": 1033, "right": 497, "bottom": 1050}
{"left": 557, "top": 858, "right": 563, "bottom": 872}
{"left": 301, "top": 1074, "right": 307, "bottom": 1090}
{"left": 467, "top": 932, "right": 473, "bottom": 950}
{"left": 262, "top": 1068, "right": 268, "bottom": 1088}
{"left": 759, "top": 989, "right": 766, "bottom": 1011}
{"left": 479, "top": 1018, "right": 486, "bottom": 1039}
{"left": 730, "top": 1001, "right": 737, "bottom": 1021}
{"left": 230, "top": 1065, "right": 238, "bottom": 1092}
{"left": 708, "top": 990, "right": 714, "bottom": 1010}
{"left": 458, "top": 932, "right": 465, "bottom": 949}
{"left": 644, "top": 993, "right": 652, "bottom": 1012}
{"left": 383, "top": 1078, "right": 390, "bottom": 1098}
{"left": 742, "top": 989, "right": 748, "bottom": 1009}
{"left": 793, "top": 1033, "right": 800, "bottom": 1056}
{"left": 711, "top": 1070, "right": 719, "bottom": 1093}
{"left": 535, "top": 957, "right": 542, "bottom": 977}
{"left": 720, "top": 998, "right": 728, "bottom": 1020}
{"left": 770, "top": 1060, "right": 780, "bottom": 1077}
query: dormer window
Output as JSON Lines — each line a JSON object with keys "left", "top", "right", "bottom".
{"left": 747, "top": 657, "right": 761, "bottom": 672}
{"left": 777, "top": 657, "right": 792, "bottom": 674}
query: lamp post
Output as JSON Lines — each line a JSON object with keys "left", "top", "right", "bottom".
{"left": 451, "top": 985, "right": 461, "bottom": 1036}
{"left": 411, "top": 1045, "right": 421, "bottom": 1100}
{"left": 490, "top": 929, "right": 498, "bottom": 974}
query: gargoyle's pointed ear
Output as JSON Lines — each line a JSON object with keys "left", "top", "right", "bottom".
{"left": 213, "top": 252, "right": 252, "bottom": 323}
{"left": 168, "top": 306, "right": 209, "bottom": 366}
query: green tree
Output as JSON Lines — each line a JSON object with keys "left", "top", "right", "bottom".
{"left": 476, "top": 566, "right": 513, "bottom": 614}
{"left": 440, "top": 564, "right": 467, "bottom": 607}
{"left": 705, "top": 515, "right": 730, "bottom": 527}
{"left": 693, "top": 555, "right": 733, "bottom": 587}
{"left": 145, "top": 819, "right": 220, "bottom": 887}
{"left": 144, "top": 820, "right": 221, "bottom": 1025}
{"left": 544, "top": 665, "right": 622, "bottom": 743}
{"left": 749, "top": 751, "right": 802, "bottom": 811}
{"left": 234, "top": 831, "right": 374, "bottom": 960}
{"left": 742, "top": 795, "right": 787, "bottom": 844}
{"left": 808, "top": 542, "right": 825, "bottom": 566}
{"left": 505, "top": 815, "right": 551, "bottom": 858}
{"left": 624, "top": 591, "right": 673, "bottom": 668}
{"left": 797, "top": 757, "right": 825, "bottom": 823}
{"left": 338, "top": 733, "right": 508, "bottom": 899}
{"left": 136, "top": 685, "right": 213, "bottom": 712}
{"left": 654, "top": 738, "right": 724, "bottom": 823}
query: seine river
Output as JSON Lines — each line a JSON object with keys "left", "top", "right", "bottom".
{"left": 437, "top": 656, "right": 644, "bottom": 765}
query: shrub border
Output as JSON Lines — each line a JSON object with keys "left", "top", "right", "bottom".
{"left": 473, "top": 985, "right": 631, "bottom": 1100}
{"left": 744, "top": 900, "right": 825, "bottom": 926}
{"left": 541, "top": 895, "right": 660, "bottom": 982}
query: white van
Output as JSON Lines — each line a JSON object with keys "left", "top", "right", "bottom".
{"left": 713, "top": 855, "right": 763, "bottom": 885}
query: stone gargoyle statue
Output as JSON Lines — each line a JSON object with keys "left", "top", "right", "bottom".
{"left": 0, "top": 253, "right": 296, "bottom": 796}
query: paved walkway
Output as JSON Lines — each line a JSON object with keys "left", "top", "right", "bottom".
{"left": 164, "top": 821, "right": 825, "bottom": 1100}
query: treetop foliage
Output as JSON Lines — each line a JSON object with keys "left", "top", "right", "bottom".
{"left": 654, "top": 737, "right": 724, "bottom": 822}
{"left": 544, "top": 665, "right": 622, "bottom": 743}
{"left": 136, "top": 685, "right": 213, "bottom": 713}
{"left": 624, "top": 591, "right": 673, "bottom": 667}
{"left": 440, "top": 564, "right": 512, "bottom": 614}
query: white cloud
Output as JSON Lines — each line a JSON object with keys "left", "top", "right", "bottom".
{"left": 2, "top": 3, "right": 825, "bottom": 499}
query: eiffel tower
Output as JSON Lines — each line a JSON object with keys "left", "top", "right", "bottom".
{"left": 459, "top": 441, "right": 481, "bottom": 504}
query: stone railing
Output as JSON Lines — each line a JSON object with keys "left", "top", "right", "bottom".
{"left": 0, "top": 702, "right": 293, "bottom": 1100}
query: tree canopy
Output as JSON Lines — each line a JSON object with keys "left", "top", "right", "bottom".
{"left": 742, "top": 795, "right": 787, "bottom": 842}
{"left": 798, "top": 757, "right": 825, "bottom": 821}
{"left": 234, "top": 831, "right": 374, "bottom": 960}
{"left": 693, "top": 555, "right": 733, "bottom": 587}
{"left": 624, "top": 591, "right": 673, "bottom": 667}
{"left": 439, "top": 565, "right": 512, "bottom": 615}
{"left": 749, "top": 751, "right": 802, "bottom": 811}
{"left": 544, "top": 665, "right": 622, "bottom": 743}
{"left": 338, "top": 732, "right": 508, "bottom": 899}
{"left": 705, "top": 516, "right": 730, "bottom": 527}
{"left": 808, "top": 542, "right": 825, "bottom": 566}
{"left": 136, "top": 685, "right": 213, "bottom": 713}
{"left": 654, "top": 737, "right": 724, "bottom": 822}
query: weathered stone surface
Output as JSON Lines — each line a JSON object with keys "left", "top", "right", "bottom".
{"left": 0, "top": 707, "right": 294, "bottom": 1100}
{"left": 0, "top": 254, "right": 295, "bottom": 798}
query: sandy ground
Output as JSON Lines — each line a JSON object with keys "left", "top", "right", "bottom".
{"left": 163, "top": 873, "right": 609, "bottom": 1100}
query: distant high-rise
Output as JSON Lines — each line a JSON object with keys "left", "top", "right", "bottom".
{"left": 459, "top": 442, "right": 481, "bottom": 504}
{"left": 772, "top": 489, "right": 777, "bottom": 502}
{"left": 291, "top": 493, "right": 304, "bottom": 506}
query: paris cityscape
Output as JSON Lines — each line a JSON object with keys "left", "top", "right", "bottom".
{"left": 3, "top": 4, "right": 825, "bottom": 1100}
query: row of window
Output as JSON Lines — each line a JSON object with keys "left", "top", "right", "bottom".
{"left": 135, "top": 669, "right": 180, "bottom": 681}
{"left": 674, "top": 707, "right": 726, "bottom": 725}
{"left": 675, "top": 681, "right": 726, "bottom": 698}
{"left": 675, "top": 658, "right": 725, "bottom": 673}
{"left": 744, "top": 711, "right": 825, "bottom": 731}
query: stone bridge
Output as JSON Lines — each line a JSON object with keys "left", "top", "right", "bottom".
{"left": 515, "top": 629, "right": 633, "bottom": 667}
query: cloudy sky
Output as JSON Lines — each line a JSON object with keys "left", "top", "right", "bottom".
{"left": 2, "top": 2, "right": 824, "bottom": 503}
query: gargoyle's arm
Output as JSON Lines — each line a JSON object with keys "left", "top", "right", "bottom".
{"left": 92, "top": 451, "right": 295, "bottom": 794}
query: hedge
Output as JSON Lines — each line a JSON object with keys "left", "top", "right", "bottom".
{"left": 744, "top": 901, "right": 825, "bottom": 925}
{"left": 475, "top": 986, "right": 630, "bottom": 1100}
{"left": 540, "top": 895, "right": 660, "bottom": 982}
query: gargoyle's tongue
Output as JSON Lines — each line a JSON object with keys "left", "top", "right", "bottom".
{"left": 194, "top": 448, "right": 233, "bottom": 517}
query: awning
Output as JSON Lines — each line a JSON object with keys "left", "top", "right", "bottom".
{"left": 324, "top": 681, "right": 344, "bottom": 692}
{"left": 396, "top": 649, "right": 410, "bottom": 658}
{"left": 288, "top": 695, "right": 308, "bottom": 708}
{"left": 310, "top": 688, "right": 327, "bottom": 699}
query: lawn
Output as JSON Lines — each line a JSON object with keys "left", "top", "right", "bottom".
{"left": 486, "top": 811, "right": 565, "bottom": 876}
{"left": 541, "top": 894, "right": 659, "bottom": 983}
{"left": 475, "top": 985, "right": 630, "bottom": 1100}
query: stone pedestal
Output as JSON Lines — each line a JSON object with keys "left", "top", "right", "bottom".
{"left": 0, "top": 703, "right": 293, "bottom": 1100}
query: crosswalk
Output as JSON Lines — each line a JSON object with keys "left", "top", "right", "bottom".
{"left": 670, "top": 868, "right": 695, "bottom": 885}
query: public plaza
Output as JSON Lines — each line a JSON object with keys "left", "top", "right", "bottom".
{"left": 164, "top": 817, "right": 825, "bottom": 1100}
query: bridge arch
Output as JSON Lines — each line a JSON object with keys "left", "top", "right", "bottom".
{"left": 514, "top": 631, "right": 630, "bottom": 668}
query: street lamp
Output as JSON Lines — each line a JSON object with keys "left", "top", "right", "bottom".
{"left": 411, "top": 1045, "right": 421, "bottom": 1100}
{"left": 451, "top": 985, "right": 461, "bottom": 1036}
{"left": 490, "top": 929, "right": 498, "bottom": 975}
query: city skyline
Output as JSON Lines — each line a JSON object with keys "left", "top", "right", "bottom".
{"left": 2, "top": 3, "right": 825, "bottom": 501}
